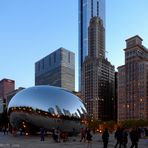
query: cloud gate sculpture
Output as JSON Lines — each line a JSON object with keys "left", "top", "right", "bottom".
{"left": 8, "top": 85, "right": 87, "bottom": 133}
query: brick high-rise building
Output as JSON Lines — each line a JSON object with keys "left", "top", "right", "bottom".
{"left": 35, "top": 47, "right": 75, "bottom": 91}
{"left": 114, "top": 72, "right": 118, "bottom": 121}
{"left": 0, "top": 78, "right": 15, "bottom": 111}
{"left": 118, "top": 35, "right": 148, "bottom": 121}
{"left": 82, "top": 16, "right": 114, "bottom": 120}
{"left": 0, "top": 79, "right": 15, "bottom": 100}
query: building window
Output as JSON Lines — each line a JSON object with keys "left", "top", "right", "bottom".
{"left": 54, "top": 52, "right": 56, "bottom": 63}
{"left": 68, "top": 52, "right": 70, "bottom": 63}
{"left": 38, "top": 62, "right": 40, "bottom": 71}
{"left": 49, "top": 56, "right": 51, "bottom": 65}
{"left": 42, "top": 59, "right": 44, "bottom": 69}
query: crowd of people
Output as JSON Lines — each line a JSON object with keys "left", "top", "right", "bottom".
{"left": 79, "top": 126, "right": 148, "bottom": 148}
{"left": 114, "top": 127, "right": 140, "bottom": 148}
{"left": 1, "top": 125, "right": 148, "bottom": 148}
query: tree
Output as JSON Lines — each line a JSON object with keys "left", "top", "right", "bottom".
{"left": 0, "top": 109, "right": 9, "bottom": 127}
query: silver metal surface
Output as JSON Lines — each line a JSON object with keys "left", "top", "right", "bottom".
{"left": 8, "top": 85, "right": 87, "bottom": 132}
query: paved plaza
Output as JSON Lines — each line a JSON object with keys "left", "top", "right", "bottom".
{"left": 0, "top": 132, "right": 148, "bottom": 148}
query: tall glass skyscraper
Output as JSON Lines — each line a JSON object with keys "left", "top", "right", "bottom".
{"left": 78, "top": 0, "right": 105, "bottom": 89}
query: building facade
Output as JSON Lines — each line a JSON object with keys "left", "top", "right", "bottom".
{"left": 114, "top": 72, "right": 118, "bottom": 121}
{"left": 0, "top": 78, "right": 15, "bottom": 111}
{"left": 0, "top": 79, "right": 15, "bottom": 100}
{"left": 82, "top": 17, "right": 114, "bottom": 120}
{"left": 79, "top": 0, "right": 105, "bottom": 89}
{"left": 118, "top": 35, "right": 148, "bottom": 121}
{"left": 0, "top": 99, "right": 3, "bottom": 113}
{"left": 35, "top": 48, "right": 75, "bottom": 91}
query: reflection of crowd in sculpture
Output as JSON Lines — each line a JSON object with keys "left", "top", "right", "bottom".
{"left": 52, "top": 128, "right": 69, "bottom": 142}
{"left": 1, "top": 126, "right": 9, "bottom": 135}
{"left": 40, "top": 128, "right": 45, "bottom": 141}
{"left": 52, "top": 128, "right": 61, "bottom": 142}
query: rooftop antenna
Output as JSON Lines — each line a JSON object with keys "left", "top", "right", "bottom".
{"left": 97, "top": 1, "right": 99, "bottom": 17}
{"left": 91, "top": 0, "right": 93, "bottom": 18}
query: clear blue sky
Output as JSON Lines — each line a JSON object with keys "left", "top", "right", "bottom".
{"left": 0, "top": 0, "right": 148, "bottom": 91}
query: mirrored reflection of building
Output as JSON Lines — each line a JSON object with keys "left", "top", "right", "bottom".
{"left": 6, "top": 87, "right": 25, "bottom": 107}
{"left": 8, "top": 86, "right": 87, "bottom": 133}
{"left": 48, "top": 107, "right": 55, "bottom": 115}
{"left": 79, "top": 0, "right": 105, "bottom": 89}
{"left": 118, "top": 35, "right": 148, "bottom": 121}
{"left": 63, "top": 109, "right": 71, "bottom": 117}
{"left": 35, "top": 47, "right": 75, "bottom": 91}
{"left": 55, "top": 105, "right": 63, "bottom": 115}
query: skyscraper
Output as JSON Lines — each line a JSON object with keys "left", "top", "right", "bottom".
{"left": 0, "top": 78, "right": 15, "bottom": 111}
{"left": 82, "top": 17, "right": 114, "bottom": 120}
{"left": 0, "top": 79, "right": 15, "bottom": 101}
{"left": 79, "top": 0, "right": 105, "bottom": 89}
{"left": 118, "top": 35, "right": 148, "bottom": 121}
{"left": 35, "top": 47, "right": 75, "bottom": 91}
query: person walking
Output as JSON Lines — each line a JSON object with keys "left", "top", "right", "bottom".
{"left": 80, "top": 127, "right": 86, "bottom": 142}
{"left": 86, "top": 128, "right": 92, "bottom": 148}
{"left": 130, "top": 128, "right": 140, "bottom": 148}
{"left": 122, "top": 128, "right": 128, "bottom": 148}
{"left": 114, "top": 127, "right": 123, "bottom": 148}
{"left": 102, "top": 128, "right": 109, "bottom": 148}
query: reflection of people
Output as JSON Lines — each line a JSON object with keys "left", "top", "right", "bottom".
{"left": 19, "top": 128, "right": 23, "bottom": 135}
{"left": 102, "top": 128, "right": 109, "bottom": 148}
{"left": 52, "top": 128, "right": 60, "bottom": 142}
{"left": 2, "top": 127, "right": 6, "bottom": 135}
{"left": 12, "top": 127, "right": 17, "bottom": 136}
{"left": 86, "top": 128, "right": 92, "bottom": 148}
{"left": 6, "top": 127, "right": 9, "bottom": 135}
{"left": 40, "top": 128, "right": 45, "bottom": 141}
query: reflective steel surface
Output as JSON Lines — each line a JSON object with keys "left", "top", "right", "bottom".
{"left": 8, "top": 85, "right": 87, "bottom": 132}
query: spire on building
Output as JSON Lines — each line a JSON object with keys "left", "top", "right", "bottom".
{"left": 91, "top": 0, "right": 94, "bottom": 18}
{"left": 97, "top": 1, "right": 99, "bottom": 17}
{"left": 88, "top": 16, "right": 105, "bottom": 58}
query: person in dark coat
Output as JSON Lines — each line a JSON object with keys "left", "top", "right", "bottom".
{"left": 80, "top": 127, "right": 86, "bottom": 142}
{"left": 122, "top": 128, "right": 128, "bottom": 148}
{"left": 114, "top": 127, "right": 123, "bottom": 148}
{"left": 86, "top": 128, "right": 92, "bottom": 148}
{"left": 130, "top": 128, "right": 140, "bottom": 148}
{"left": 102, "top": 128, "right": 109, "bottom": 148}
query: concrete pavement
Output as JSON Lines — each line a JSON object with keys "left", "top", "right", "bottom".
{"left": 0, "top": 132, "right": 148, "bottom": 148}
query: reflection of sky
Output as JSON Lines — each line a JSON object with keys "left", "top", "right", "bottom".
{"left": 8, "top": 86, "right": 86, "bottom": 117}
